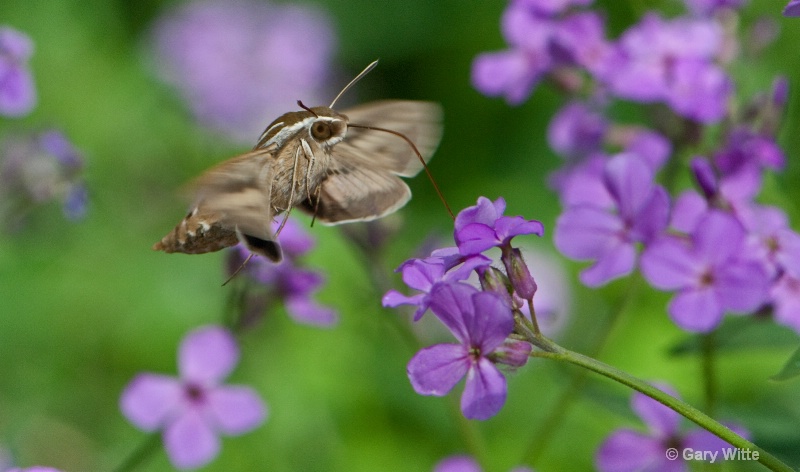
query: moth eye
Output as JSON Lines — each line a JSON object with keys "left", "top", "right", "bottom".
{"left": 311, "top": 122, "right": 332, "bottom": 140}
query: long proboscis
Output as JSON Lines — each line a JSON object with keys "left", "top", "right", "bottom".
{"left": 329, "top": 60, "right": 380, "bottom": 109}
{"left": 348, "top": 123, "right": 455, "bottom": 221}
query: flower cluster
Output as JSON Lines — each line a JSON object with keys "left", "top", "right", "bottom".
{"left": 596, "top": 383, "right": 749, "bottom": 472}
{"left": 473, "top": 1, "right": 739, "bottom": 124}
{"left": 0, "top": 26, "right": 37, "bottom": 117}
{"left": 0, "top": 130, "right": 88, "bottom": 229}
{"left": 434, "top": 455, "right": 533, "bottom": 472}
{"left": 151, "top": 0, "right": 337, "bottom": 142}
{"left": 226, "top": 217, "right": 338, "bottom": 327}
{"left": 384, "top": 197, "right": 548, "bottom": 419}
{"left": 474, "top": 0, "right": 800, "bottom": 335}
{"left": 121, "top": 325, "right": 267, "bottom": 470}
{"left": 471, "top": 0, "right": 606, "bottom": 105}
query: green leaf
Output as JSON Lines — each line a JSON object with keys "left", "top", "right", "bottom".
{"left": 669, "top": 317, "right": 799, "bottom": 356}
{"left": 771, "top": 345, "right": 800, "bottom": 381}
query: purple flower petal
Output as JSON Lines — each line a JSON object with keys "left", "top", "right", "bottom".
{"left": 9, "top": 468, "right": 65, "bottom": 472}
{"left": 445, "top": 254, "right": 493, "bottom": 282}
{"left": 494, "top": 216, "right": 545, "bottom": 244}
{"left": 640, "top": 237, "right": 699, "bottom": 290}
{"left": 434, "top": 455, "right": 482, "bottom": 472}
{"left": 429, "top": 283, "right": 481, "bottom": 343}
{"left": 120, "top": 373, "right": 183, "bottom": 431}
{"left": 456, "top": 223, "right": 499, "bottom": 255}
{"left": 178, "top": 326, "right": 239, "bottom": 385}
{"left": 163, "top": 410, "right": 221, "bottom": 469}
{"left": 683, "top": 423, "right": 749, "bottom": 454}
{"left": 285, "top": 296, "right": 338, "bottom": 326}
{"left": 381, "top": 290, "right": 425, "bottom": 308}
{"left": 461, "top": 358, "right": 507, "bottom": 420}
{"left": 399, "top": 258, "right": 446, "bottom": 291}
{"left": 625, "top": 130, "right": 671, "bottom": 172}
{"left": 692, "top": 211, "right": 744, "bottom": 266}
{"left": 631, "top": 386, "right": 680, "bottom": 439}
{"left": 407, "top": 344, "right": 469, "bottom": 396}
{"left": 471, "top": 50, "right": 542, "bottom": 104}
{"left": 468, "top": 291, "right": 514, "bottom": 352}
{"left": 579, "top": 241, "right": 636, "bottom": 287}
{"left": 547, "top": 101, "right": 607, "bottom": 159}
{"left": 595, "top": 429, "right": 678, "bottom": 472}
{"left": 603, "top": 153, "right": 655, "bottom": 219}
{"left": 207, "top": 385, "right": 267, "bottom": 435}
{"left": 786, "top": 0, "right": 800, "bottom": 16}
{"left": 0, "top": 61, "right": 36, "bottom": 117}
{"left": 668, "top": 287, "right": 723, "bottom": 332}
{"left": 670, "top": 191, "right": 707, "bottom": 233}
{"left": 772, "top": 275, "right": 800, "bottom": 333}
{"left": 455, "top": 196, "right": 505, "bottom": 231}
{"left": 555, "top": 205, "right": 624, "bottom": 260}
{"left": 632, "top": 186, "right": 670, "bottom": 244}
{"left": 715, "top": 260, "right": 769, "bottom": 313}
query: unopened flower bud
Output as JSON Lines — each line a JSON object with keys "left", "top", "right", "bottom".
{"left": 502, "top": 247, "right": 537, "bottom": 301}
{"left": 479, "top": 266, "right": 514, "bottom": 307}
{"left": 491, "top": 339, "right": 532, "bottom": 368}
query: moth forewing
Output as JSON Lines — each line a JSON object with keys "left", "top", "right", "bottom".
{"left": 153, "top": 148, "right": 282, "bottom": 261}
{"left": 336, "top": 100, "right": 443, "bottom": 177}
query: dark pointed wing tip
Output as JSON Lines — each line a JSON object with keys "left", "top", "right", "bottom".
{"left": 242, "top": 234, "right": 283, "bottom": 262}
{"left": 152, "top": 241, "right": 165, "bottom": 251}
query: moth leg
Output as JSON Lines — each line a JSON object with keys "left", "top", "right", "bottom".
{"left": 309, "top": 184, "right": 322, "bottom": 227}
{"left": 275, "top": 145, "right": 302, "bottom": 238}
{"left": 301, "top": 138, "right": 315, "bottom": 202}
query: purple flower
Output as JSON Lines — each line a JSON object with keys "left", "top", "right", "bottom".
{"left": 471, "top": 2, "right": 608, "bottom": 104}
{"left": 600, "top": 14, "right": 731, "bottom": 123}
{"left": 641, "top": 211, "right": 770, "bottom": 332}
{"left": 382, "top": 249, "right": 491, "bottom": 321}
{"left": 151, "top": 0, "right": 337, "bottom": 142}
{"left": 784, "top": 1, "right": 800, "bottom": 16}
{"left": 434, "top": 454, "right": 534, "bottom": 472}
{"left": 739, "top": 205, "right": 800, "bottom": 279}
{"left": 229, "top": 218, "right": 337, "bottom": 327}
{"left": 713, "top": 128, "right": 784, "bottom": 177}
{"left": 8, "top": 468, "right": 64, "bottom": 472}
{"left": 512, "top": 0, "right": 593, "bottom": 16}
{"left": 596, "top": 384, "right": 749, "bottom": 472}
{"left": 555, "top": 153, "right": 669, "bottom": 287}
{"left": 454, "top": 196, "right": 544, "bottom": 256}
{"left": 407, "top": 283, "right": 528, "bottom": 420}
{"left": 0, "top": 26, "right": 37, "bottom": 117}
{"left": 121, "top": 325, "right": 267, "bottom": 470}
{"left": 683, "top": 0, "right": 746, "bottom": 16}
{"left": 547, "top": 101, "right": 607, "bottom": 160}
{"left": 772, "top": 274, "right": 800, "bottom": 333}
{"left": 0, "top": 130, "right": 88, "bottom": 227}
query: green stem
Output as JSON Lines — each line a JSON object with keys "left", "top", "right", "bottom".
{"left": 112, "top": 433, "right": 161, "bottom": 472}
{"left": 701, "top": 332, "right": 717, "bottom": 416}
{"left": 520, "top": 277, "right": 639, "bottom": 464}
{"left": 530, "top": 337, "right": 794, "bottom": 472}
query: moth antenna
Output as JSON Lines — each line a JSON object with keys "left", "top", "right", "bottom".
{"left": 297, "top": 100, "right": 318, "bottom": 117}
{"left": 329, "top": 60, "right": 379, "bottom": 108}
{"left": 349, "top": 123, "right": 454, "bottom": 220}
{"left": 222, "top": 253, "right": 255, "bottom": 286}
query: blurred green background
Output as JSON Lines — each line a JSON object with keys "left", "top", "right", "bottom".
{"left": 3, "top": 0, "right": 800, "bottom": 470}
